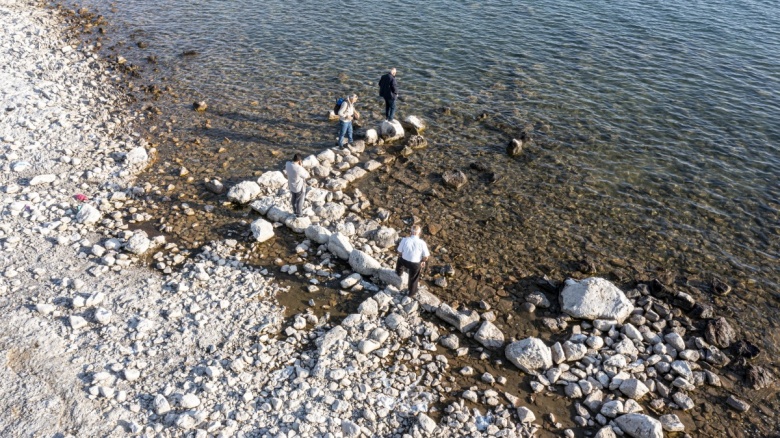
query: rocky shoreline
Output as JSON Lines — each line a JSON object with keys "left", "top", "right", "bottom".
{"left": 1, "top": 1, "right": 777, "bottom": 437}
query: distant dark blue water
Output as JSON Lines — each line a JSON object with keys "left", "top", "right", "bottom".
{"left": 79, "top": 1, "right": 779, "bottom": 301}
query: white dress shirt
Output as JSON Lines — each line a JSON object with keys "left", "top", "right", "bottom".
{"left": 397, "top": 235, "right": 430, "bottom": 263}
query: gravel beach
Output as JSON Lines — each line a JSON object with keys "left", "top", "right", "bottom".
{"left": 1, "top": 1, "right": 776, "bottom": 437}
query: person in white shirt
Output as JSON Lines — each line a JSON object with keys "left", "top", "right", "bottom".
{"left": 395, "top": 224, "right": 430, "bottom": 297}
{"left": 285, "top": 154, "right": 310, "bottom": 217}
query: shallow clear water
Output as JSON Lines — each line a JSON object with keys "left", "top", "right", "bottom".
{"left": 74, "top": 1, "right": 778, "bottom": 312}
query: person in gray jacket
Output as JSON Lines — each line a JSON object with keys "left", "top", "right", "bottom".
{"left": 336, "top": 94, "right": 359, "bottom": 147}
{"left": 286, "top": 154, "right": 310, "bottom": 217}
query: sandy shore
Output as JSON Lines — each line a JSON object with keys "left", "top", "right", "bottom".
{"left": 1, "top": 1, "right": 774, "bottom": 438}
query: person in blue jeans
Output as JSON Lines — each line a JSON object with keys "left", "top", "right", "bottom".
{"left": 336, "top": 94, "right": 359, "bottom": 147}
{"left": 378, "top": 68, "right": 398, "bottom": 121}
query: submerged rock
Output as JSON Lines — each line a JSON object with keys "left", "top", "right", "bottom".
{"left": 507, "top": 138, "right": 523, "bottom": 156}
{"left": 442, "top": 170, "right": 468, "bottom": 190}
{"left": 705, "top": 317, "right": 736, "bottom": 349}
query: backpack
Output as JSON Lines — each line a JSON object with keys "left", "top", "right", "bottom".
{"left": 333, "top": 98, "right": 345, "bottom": 115}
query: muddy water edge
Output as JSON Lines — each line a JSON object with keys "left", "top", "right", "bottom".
{"left": 54, "top": 3, "right": 780, "bottom": 437}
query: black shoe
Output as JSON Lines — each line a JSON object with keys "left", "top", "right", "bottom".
{"left": 335, "top": 142, "right": 341, "bottom": 147}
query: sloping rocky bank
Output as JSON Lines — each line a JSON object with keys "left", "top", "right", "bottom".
{"left": 1, "top": 1, "right": 777, "bottom": 437}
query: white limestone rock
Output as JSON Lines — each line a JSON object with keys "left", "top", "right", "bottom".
{"left": 125, "top": 147, "right": 149, "bottom": 167}
{"left": 125, "top": 231, "right": 151, "bottom": 255}
{"left": 614, "top": 413, "right": 663, "bottom": 438}
{"left": 474, "top": 321, "right": 505, "bottom": 349}
{"left": 435, "top": 303, "right": 480, "bottom": 333}
{"left": 305, "top": 225, "right": 332, "bottom": 244}
{"left": 314, "top": 202, "right": 346, "bottom": 222}
{"left": 251, "top": 218, "right": 275, "bottom": 242}
{"left": 227, "top": 180, "right": 261, "bottom": 204}
{"left": 659, "top": 414, "right": 685, "bottom": 432}
{"left": 417, "top": 413, "right": 436, "bottom": 434}
{"left": 257, "top": 171, "right": 287, "bottom": 190}
{"left": 505, "top": 337, "right": 552, "bottom": 375}
{"left": 348, "top": 250, "right": 381, "bottom": 276}
{"left": 560, "top": 277, "right": 634, "bottom": 323}
{"left": 29, "top": 174, "right": 56, "bottom": 186}
{"left": 619, "top": 379, "right": 650, "bottom": 400}
{"left": 76, "top": 204, "right": 102, "bottom": 224}
{"left": 403, "top": 115, "right": 426, "bottom": 132}
{"left": 365, "top": 129, "right": 378, "bottom": 145}
{"left": 379, "top": 120, "right": 405, "bottom": 141}
{"left": 340, "top": 273, "right": 362, "bottom": 289}
{"left": 327, "top": 232, "right": 353, "bottom": 260}
{"left": 267, "top": 205, "right": 293, "bottom": 223}
{"left": 284, "top": 215, "right": 311, "bottom": 233}
{"left": 250, "top": 197, "right": 276, "bottom": 215}
{"left": 94, "top": 307, "right": 112, "bottom": 325}
{"left": 69, "top": 315, "right": 88, "bottom": 330}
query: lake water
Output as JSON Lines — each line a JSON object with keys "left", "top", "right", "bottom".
{"left": 73, "top": 0, "right": 779, "bottom": 349}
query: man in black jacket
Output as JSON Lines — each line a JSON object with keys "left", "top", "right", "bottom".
{"left": 378, "top": 68, "right": 398, "bottom": 122}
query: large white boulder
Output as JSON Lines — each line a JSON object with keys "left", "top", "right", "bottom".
{"left": 505, "top": 337, "right": 552, "bottom": 375}
{"left": 614, "top": 414, "right": 663, "bottom": 438}
{"left": 306, "top": 188, "right": 330, "bottom": 205}
{"left": 403, "top": 115, "right": 426, "bottom": 132}
{"left": 250, "top": 197, "right": 276, "bottom": 215}
{"left": 364, "top": 129, "right": 378, "bottom": 145}
{"left": 314, "top": 202, "right": 346, "bottom": 222}
{"left": 257, "top": 171, "right": 287, "bottom": 190}
{"left": 227, "top": 181, "right": 261, "bottom": 204}
{"left": 301, "top": 155, "right": 320, "bottom": 169}
{"left": 267, "top": 206, "right": 293, "bottom": 223}
{"left": 348, "top": 250, "right": 382, "bottom": 276}
{"left": 284, "top": 215, "right": 311, "bottom": 233}
{"left": 474, "top": 321, "right": 505, "bottom": 349}
{"left": 250, "top": 219, "right": 274, "bottom": 242}
{"left": 373, "top": 227, "right": 398, "bottom": 248}
{"left": 560, "top": 277, "right": 634, "bottom": 323}
{"left": 125, "top": 231, "right": 151, "bottom": 255}
{"left": 76, "top": 204, "right": 102, "bottom": 224}
{"left": 379, "top": 120, "right": 404, "bottom": 141}
{"left": 328, "top": 232, "right": 353, "bottom": 260}
{"left": 305, "top": 225, "right": 332, "bottom": 244}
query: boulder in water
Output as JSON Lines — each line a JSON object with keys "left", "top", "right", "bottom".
{"left": 403, "top": 115, "right": 426, "bottom": 133}
{"left": 560, "top": 277, "right": 634, "bottom": 323}
{"left": 379, "top": 120, "right": 404, "bottom": 141}
{"left": 250, "top": 219, "right": 274, "bottom": 242}
{"left": 705, "top": 317, "right": 736, "bottom": 349}
{"left": 507, "top": 138, "right": 523, "bottom": 156}
{"left": 227, "top": 181, "right": 261, "bottom": 204}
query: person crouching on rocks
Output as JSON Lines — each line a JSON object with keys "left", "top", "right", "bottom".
{"left": 395, "top": 224, "right": 430, "bottom": 298}
{"left": 286, "top": 153, "right": 309, "bottom": 217}
{"left": 336, "top": 93, "right": 359, "bottom": 148}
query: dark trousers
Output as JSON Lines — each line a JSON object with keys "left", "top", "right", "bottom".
{"left": 290, "top": 187, "right": 306, "bottom": 216}
{"left": 395, "top": 257, "right": 421, "bottom": 296}
{"left": 384, "top": 97, "right": 396, "bottom": 121}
